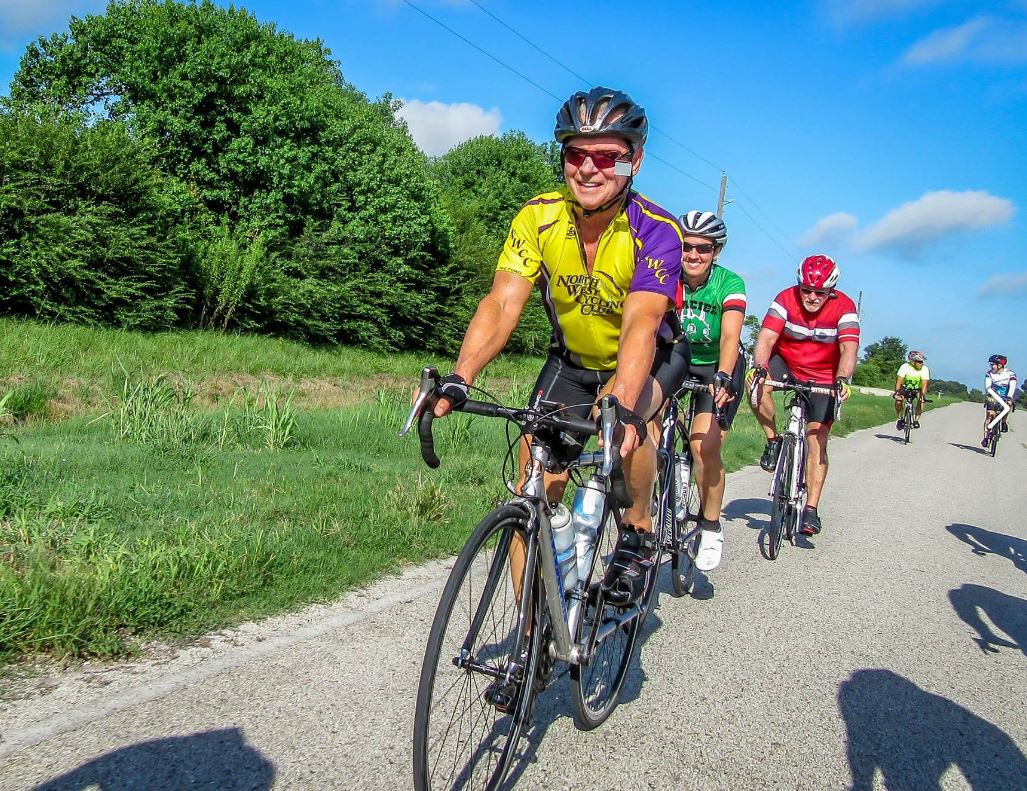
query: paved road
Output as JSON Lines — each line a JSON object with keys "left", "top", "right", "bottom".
{"left": 2, "top": 401, "right": 1025, "bottom": 790}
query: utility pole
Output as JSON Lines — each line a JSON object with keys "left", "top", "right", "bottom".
{"left": 857, "top": 290, "right": 863, "bottom": 320}
{"left": 717, "top": 172, "right": 728, "bottom": 216}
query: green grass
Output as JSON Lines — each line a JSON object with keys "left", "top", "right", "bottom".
{"left": 0, "top": 321, "right": 911, "bottom": 665}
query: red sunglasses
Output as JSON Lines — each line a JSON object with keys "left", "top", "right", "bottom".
{"left": 563, "top": 146, "right": 632, "bottom": 170}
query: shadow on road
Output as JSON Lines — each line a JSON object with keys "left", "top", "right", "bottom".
{"left": 29, "top": 727, "right": 274, "bottom": 790}
{"left": 873, "top": 433, "right": 907, "bottom": 444}
{"left": 945, "top": 523, "right": 1027, "bottom": 574}
{"left": 722, "top": 497, "right": 769, "bottom": 532}
{"left": 948, "top": 583, "right": 1027, "bottom": 657}
{"left": 838, "top": 668, "right": 1027, "bottom": 791}
{"left": 948, "top": 442, "right": 990, "bottom": 456}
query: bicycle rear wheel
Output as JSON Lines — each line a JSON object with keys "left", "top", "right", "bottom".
{"left": 767, "top": 435, "right": 796, "bottom": 560}
{"left": 570, "top": 511, "right": 646, "bottom": 730}
{"left": 671, "top": 450, "right": 702, "bottom": 595}
{"left": 413, "top": 505, "right": 540, "bottom": 791}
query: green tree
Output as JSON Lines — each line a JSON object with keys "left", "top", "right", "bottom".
{"left": 741, "top": 313, "right": 760, "bottom": 359}
{"left": 856, "top": 336, "right": 908, "bottom": 387}
{"left": 0, "top": 109, "right": 192, "bottom": 328}
{"left": 7, "top": 0, "right": 453, "bottom": 348}
{"left": 431, "top": 132, "right": 561, "bottom": 354}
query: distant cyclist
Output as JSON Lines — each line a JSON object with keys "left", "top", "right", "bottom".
{"left": 894, "top": 350, "right": 930, "bottom": 430}
{"left": 748, "top": 254, "right": 859, "bottom": 537}
{"left": 982, "top": 354, "right": 1017, "bottom": 446}
{"left": 674, "top": 210, "right": 745, "bottom": 572}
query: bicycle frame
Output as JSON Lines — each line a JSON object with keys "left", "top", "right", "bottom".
{"left": 656, "top": 380, "right": 706, "bottom": 549}
{"left": 401, "top": 371, "right": 642, "bottom": 669}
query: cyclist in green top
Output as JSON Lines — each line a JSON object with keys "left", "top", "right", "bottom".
{"left": 674, "top": 210, "right": 746, "bottom": 571}
{"left": 894, "top": 350, "right": 930, "bottom": 430}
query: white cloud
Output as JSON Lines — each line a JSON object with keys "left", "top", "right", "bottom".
{"left": 824, "top": 0, "right": 940, "bottom": 26}
{"left": 0, "top": 0, "right": 101, "bottom": 47}
{"left": 979, "top": 272, "right": 1027, "bottom": 298}
{"left": 799, "top": 212, "right": 859, "bottom": 247}
{"left": 396, "top": 99, "right": 502, "bottom": 157}
{"left": 855, "top": 190, "right": 1014, "bottom": 252}
{"left": 901, "top": 16, "right": 1027, "bottom": 66}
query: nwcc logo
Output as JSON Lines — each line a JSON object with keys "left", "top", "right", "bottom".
{"left": 556, "top": 274, "right": 622, "bottom": 316}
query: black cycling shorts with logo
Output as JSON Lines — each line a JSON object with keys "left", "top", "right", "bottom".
{"left": 530, "top": 340, "right": 691, "bottom": 433}
{"left": 768, "top": 355, "right": 837, "bottom": 426}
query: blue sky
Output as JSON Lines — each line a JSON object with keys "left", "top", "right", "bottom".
{"left": 2, "top": 0, "right": 1025, "bottom": 388}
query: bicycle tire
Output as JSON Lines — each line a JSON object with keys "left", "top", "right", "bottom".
{"left": 767, "top": 435, "right": 795, "bottom": 560}
{"left": 671, "top": 450, "right": 701, "bottom": 595}
{"left": 570, "top": 510, "right": 644, "bottom": 730}
{"left": 413, "top": 505, "right": 540, "bottom": 791}
{"left": 990, "top": 429, "right": 999, "bottom": 457}
{"left": 903, "top": 402, "right": 912, "bottom": 444}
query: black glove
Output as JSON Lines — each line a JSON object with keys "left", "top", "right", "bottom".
{"left": 713, "top": 370, "right": 736, "bottom": 400}
{"left": 616, "top": 404, "right": 648, "bottom": 442}
{"left": 437, "top": 373, "right": 469, "bottom": 409}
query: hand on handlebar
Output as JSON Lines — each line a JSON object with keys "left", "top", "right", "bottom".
{"left": 836, "top": 378, "right": 852, "bottom": 402}
{"left": 432, "top": 373, "right": 469, "bottom": 417}
{"left": 712, "top": 370, "right": 736, "bottom": 409}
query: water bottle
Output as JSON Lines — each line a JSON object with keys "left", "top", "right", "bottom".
{"left": 550, "top": 503, "right": 576, "bottom": 593}
{"left": 571, "top": 476, "right": 606, "bottom": 584}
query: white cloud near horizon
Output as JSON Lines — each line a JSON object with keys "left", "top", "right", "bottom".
{"left": 901, "top": 16, "right": 1027, "bottom": 66}
{"left": 0, "top": 0, "right": 100, "bottom": 47}
{"left": 979, "top": 272, "right": 1027, "bottom": 298}
{"left": 855, "top": 190, "right": 1014, "bottom": 252}
{"left": 396, "top": 99, "right": 502, "bottom": 157}
{"left": 800, "top": 212, "right": 859, "bottom": 247}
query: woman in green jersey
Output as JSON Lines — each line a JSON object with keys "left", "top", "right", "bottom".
{"left": 675, "top": 210, "right": 746, "bottom": 572}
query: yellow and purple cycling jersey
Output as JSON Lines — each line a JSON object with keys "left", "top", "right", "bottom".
{"left": 496, "top": 188, "right": 683, "bottom": 371}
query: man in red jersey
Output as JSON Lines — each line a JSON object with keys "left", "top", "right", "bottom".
{"left": 747, "top": 254, "right": 859, "bottom": 536}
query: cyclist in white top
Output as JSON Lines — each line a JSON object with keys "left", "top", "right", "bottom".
{"left": 982, "top": 354, "right": 1017, "bottom": 446}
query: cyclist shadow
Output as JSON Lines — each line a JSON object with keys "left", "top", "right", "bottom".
{"left": 945, "top": 523, "right": 1027, "bottom": 574}
{"left": 948, "top": 442, "right": 991, "bottom": 455}
{"left": 722, "top": 497, "right": 770, "bottom": 532}
{"left": 948, "top": 583, "right": 1027, "bottom": 657}
{"left": 873, "top": 433, "right": 907, "bottom": 444}
{"left": 838, "top": 668, "right": 1027, "bottom": 790}
{"left": 27, "top": 727, "right": 274, "bottom": 790}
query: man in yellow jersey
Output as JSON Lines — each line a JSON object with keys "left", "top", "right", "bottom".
{"left": 434, "top": 87, "right": 686, "bottom": 606}
{"left": 894, "top": 350, "right": 930, "bottom": 430}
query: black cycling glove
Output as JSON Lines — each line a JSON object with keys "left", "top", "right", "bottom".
{"left": 713, "top": 371, "right": 736, "bottom": 399}
{"left": 437, "top": 373, "right": 469, "bottom": 409}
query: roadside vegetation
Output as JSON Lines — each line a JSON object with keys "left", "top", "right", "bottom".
{"left": 1, "top": 322, "right": 916, "bottom": 665}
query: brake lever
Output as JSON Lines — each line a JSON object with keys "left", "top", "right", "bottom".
{"left": 400, "top": 366, "right": 440, "bottom": 436}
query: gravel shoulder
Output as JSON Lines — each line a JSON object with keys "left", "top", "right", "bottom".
{"left": 2, "top": 401, "right": 1025, "bottom": 790}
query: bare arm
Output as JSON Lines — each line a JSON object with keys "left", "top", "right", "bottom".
{"left": 611, "top": 290, "right": 670, "bottom": 413}
{"left": 837, "top": 340, "right": 857, "bottom": 380}
{"left": 434, "top": 271, "right": 532, "bottom": 417}
{"left": 753, "top": 326, "right": 780, "bottom": 370}
{"left": 714, "top": 310, "right": 744, "bottom": 406}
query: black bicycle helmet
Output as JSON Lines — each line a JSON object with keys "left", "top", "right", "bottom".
{"left": 554, "top": 86, "right": 648, "bottom": 148}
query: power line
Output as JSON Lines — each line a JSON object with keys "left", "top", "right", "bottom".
{"left": 401, "top": 0, "right": 561, "bottom": 102}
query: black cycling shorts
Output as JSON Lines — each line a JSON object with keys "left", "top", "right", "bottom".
{"left": 530, "top": 340, "right": 691, "bottom": 427}
{"left": 684, "top": 355, "right": 746, "bottom": 429}
{"left": 769, "top": 355, "right": 837, "bottom": 426}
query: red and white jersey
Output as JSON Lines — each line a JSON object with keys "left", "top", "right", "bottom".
{"left": 761, "top": 286, "right": 860, "bottom": 383}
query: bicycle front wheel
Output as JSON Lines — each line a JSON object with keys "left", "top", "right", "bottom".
{"left": 570, "top": 512, "right": 643, "bottom": 730}
{"left": 904, "top": 403, "right": 912, "bottom": 444}
{"left": 413, "top": 505, "right": 540, "bottom": 791}
{"left": 671, "top": 450, "right": 701, "bottom": 595}
{"left": 767, "top": 435, "right": 796, "bottom": 559}
{"left": 990, "top": 429, "right": 1000, "bottom": 457}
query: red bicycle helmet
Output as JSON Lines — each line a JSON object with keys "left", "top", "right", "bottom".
{"left": 797, "top": 254, "right": 840, "bottom": 290}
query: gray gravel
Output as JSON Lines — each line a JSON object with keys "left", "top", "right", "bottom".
{"left": 2, "top": 401, "right": 1025, "bottom": 790}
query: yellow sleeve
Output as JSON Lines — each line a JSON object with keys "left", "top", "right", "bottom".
{"left": 496, "top": 204, "right": 543, "bottom": 284}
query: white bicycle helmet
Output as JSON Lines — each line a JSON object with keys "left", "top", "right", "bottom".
{"left": 679, "top": 210, "right": 728, "bottom": 247}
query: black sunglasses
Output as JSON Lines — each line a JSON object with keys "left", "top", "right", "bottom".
{"left": 682, "top": 242, "right": 715, "bottom": 254}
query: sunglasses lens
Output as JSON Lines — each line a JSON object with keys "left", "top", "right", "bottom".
{"left": 683, "top": 243, "right": 714, "bottom": 254}
{"left": 564, "top": 147, "right": 627, "bottom": 170}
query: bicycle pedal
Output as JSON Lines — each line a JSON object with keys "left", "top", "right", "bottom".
{"left": 483, "top": 679, "right": 519, "bottom": 714}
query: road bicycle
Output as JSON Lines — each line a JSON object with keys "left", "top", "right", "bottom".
{"left": 984, "top": 396, "right": 1013, "bottom": 457}
{"left": 403, "top": 367, "right": 662, "bottom": 791}
{"left": 654, "top": 378, "right": 728, "bottom": 596}
{"left": 751, "top": 378, "right": 840, "bottom": 561}
{"left": 895, "top": 387, "right": 931, "bottom": 444}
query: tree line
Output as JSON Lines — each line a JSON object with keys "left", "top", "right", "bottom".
{"left": 0, "top": 0, "right": 558, "bottom": 354}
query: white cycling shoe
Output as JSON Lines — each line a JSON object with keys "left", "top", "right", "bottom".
{"left": 695, "top": 524, "right": 724, "bottom": 571}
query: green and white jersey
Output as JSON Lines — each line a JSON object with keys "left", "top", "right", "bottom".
{"left": 676, "top": 264, "right": 746, "bottom": 366}
{"left": 897, "top": 362, "right": 930, "bottom": 389}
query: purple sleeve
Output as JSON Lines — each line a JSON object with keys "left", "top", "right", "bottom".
{"left": 626, "top": 199, "right": 682, "bottom": 301}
